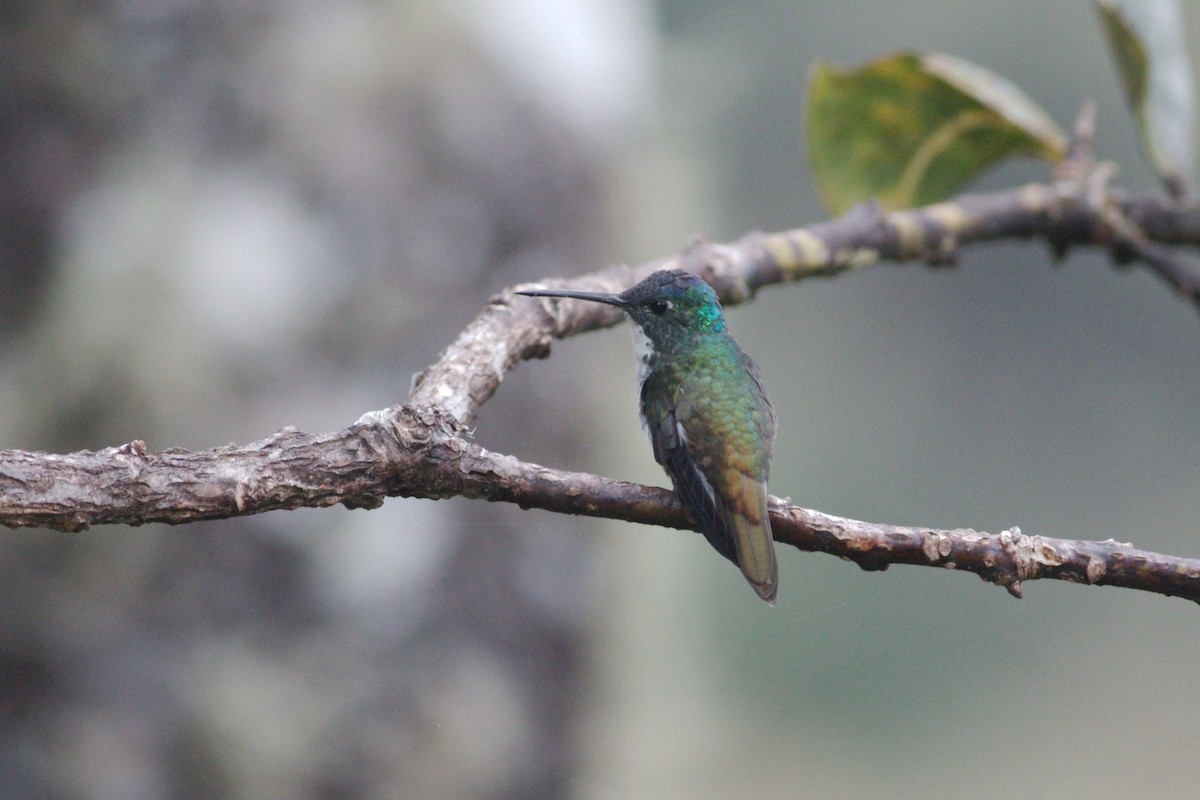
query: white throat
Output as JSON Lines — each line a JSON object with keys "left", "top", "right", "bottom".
{"left": 629, "top": 322, "right": 654, "bottom": 389}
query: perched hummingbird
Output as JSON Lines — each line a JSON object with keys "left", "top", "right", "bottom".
{"left": 517, "top": 269, "right": 779, "bottom": 603}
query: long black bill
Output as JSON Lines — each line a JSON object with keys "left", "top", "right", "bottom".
{"left": 515, "top": 287, "right": 628, "bottom": 308}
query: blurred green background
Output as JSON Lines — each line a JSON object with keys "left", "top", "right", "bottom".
{"left": 1, "top": 1, "right": 1197, "bottom": 798}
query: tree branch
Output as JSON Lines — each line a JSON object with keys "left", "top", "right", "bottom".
{"left": 3, "top": 410, "right": 1197, "bottom": 603}
{"left": 5, "top": 163, "right": 1200, "bottom": 605}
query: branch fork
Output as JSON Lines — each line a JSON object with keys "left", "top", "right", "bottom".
{"left": 4, "top": 134, "right": 1200, "bottom": 604}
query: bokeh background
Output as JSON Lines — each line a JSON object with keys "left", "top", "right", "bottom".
{"left": 2, "top": 1, "right": 1198, "bottom": 798}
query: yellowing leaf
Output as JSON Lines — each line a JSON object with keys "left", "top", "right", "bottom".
{"left": 807, "top": 52, "right": 1067, "bottom": 215}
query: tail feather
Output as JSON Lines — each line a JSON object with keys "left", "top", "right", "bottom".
{"left": 726, "top": 473, "right": 778, "bottom": 604}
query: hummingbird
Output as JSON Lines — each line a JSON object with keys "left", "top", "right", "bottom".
{"left": 517, "top": 269, "right": 779, "bottom": 603}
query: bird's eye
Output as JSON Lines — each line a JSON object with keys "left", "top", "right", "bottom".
{"left": 648, "top": 300, "right": 672, "bottom": 315}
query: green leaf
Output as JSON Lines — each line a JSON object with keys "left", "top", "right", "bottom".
{"left": 1094, "top": 0, "right": 1195, "bottom": 196}
{"left": 807, "top": 52, "right": 1067, "bottom": 215}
